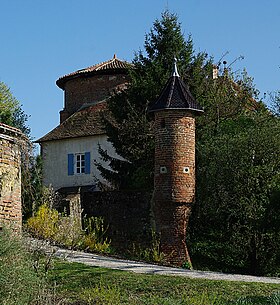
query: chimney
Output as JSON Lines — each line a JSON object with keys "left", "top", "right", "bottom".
{"left": 212, "top": 65, "right": 218, "bottom": 79}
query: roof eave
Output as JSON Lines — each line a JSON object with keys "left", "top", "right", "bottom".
{"left": 148, "top": 107, "right": 204, "bottom": 114}
{"left": 56, "top": 68, "right": 129, "bottom": 90}
{"left": 35, "top": 132, "right": 106, "bottom": 144}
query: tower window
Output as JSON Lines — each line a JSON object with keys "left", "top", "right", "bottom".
{"left": 160, "top": 119, "right": 166, "bottom": 128}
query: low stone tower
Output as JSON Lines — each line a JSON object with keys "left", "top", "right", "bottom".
{"left": 148, "top": 60, "right": 203, "bottom": 266}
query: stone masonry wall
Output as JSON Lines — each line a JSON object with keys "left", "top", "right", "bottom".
{"left": 81, "top": 190, "right": 152, "bottom": 249}
{"left": 60, "top": 73, "right": 129, "bottom": 123}
{"left": 0, "top": 124, "right": 24, "bottom": 232}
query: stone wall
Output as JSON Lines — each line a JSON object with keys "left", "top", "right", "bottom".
{"left": 0, "top": 123, "right": 25, "bottom": 232}
{"left": 81, "top": 190, "right": 152, "bottom": 249}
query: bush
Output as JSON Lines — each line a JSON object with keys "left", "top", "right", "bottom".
{"left": 0, "top": 228, "right": 64, "bottom": 304}
{"left": 27, "top": 204, "right": 112, "bottom": 254}
{"left": 82, "top": 216, "right": 112, "bottom": 253}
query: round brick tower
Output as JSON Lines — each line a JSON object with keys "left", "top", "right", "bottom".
{"left": 56, "top": 55, "right": 131, "bottom": 123}
{"left": 148, "top": 59, "right": 203, "bottom": 266}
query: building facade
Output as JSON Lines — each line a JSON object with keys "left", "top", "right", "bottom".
{"left": 37, "top": 55, "right": 130, "bottom": 190}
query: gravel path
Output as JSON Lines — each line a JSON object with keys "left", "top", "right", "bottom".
{"left": 26, "top": 238, "right": 280, "bottom": 285}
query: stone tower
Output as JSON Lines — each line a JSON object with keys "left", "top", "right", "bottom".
{"left": 148, "top": 59, "right": 203, "bottom": 266}
{"left": 0, "top": 123, "right": 26, "bottom": 233}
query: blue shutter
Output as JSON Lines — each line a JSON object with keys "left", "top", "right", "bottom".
{"left": 68, "top": 153, "right": 74, "bottom": 175}
{"left": 85, "top": 152, "right": 91, "bottom": 174}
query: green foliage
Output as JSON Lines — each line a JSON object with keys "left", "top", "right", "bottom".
{"left": 0, "top": 81, "right": 30, "bottom": 135}
{"left": 22, "top": 154, "right": 44, "bottom": 220}
{"left": 0, "top": 81, "right": 35, "bottom": 221}
{"left": 27, "top": 203, "right": 60, "bottom": 240}
{"left": 128, "top": 230, "right": 164, "bottom": 263}
{"left": 27, "top": 203, "right": 112, "bottom": 254}
{"left": 182, "top": 260, "right": 192, "bottom": 270}
{"left": 95, "top": 9, "right": 280, "bottom": 276}
{"left": 0, "top": 228, "right": 64, "bottom": 304}
{"left": 189, "top": 113, "right": 280, "bottom": 275}
{"left": 97, "top": 10, "right": 210, "bottom": 190}
{"left": 82, "top": 216, "right": 112, "bottom": 253}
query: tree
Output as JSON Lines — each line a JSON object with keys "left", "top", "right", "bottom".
{"left": 97, "top": 10, "right": 211, "bottom": 189}
{"left": 21, "top": 155, "right": 44, "bottom": 219}
{"left": 96, "top": 10, "right": 280, "bottom": 274}
{"left": 0, "top": 81, "right": 30, "bottom": 135}
{"left": 189, "top": 111, "right": 280, "bottom": 275}
{"left": 0, "top": 81, "right": 40, "bottom": 218}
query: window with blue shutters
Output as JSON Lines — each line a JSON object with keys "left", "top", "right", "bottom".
{"left": 68, "top": 152, "right": 90, "bottom": 175}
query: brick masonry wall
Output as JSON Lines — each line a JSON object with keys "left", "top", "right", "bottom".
{"left": 81, "top": 190, "right": 152, "bottom": 249}
{"left": 153, "top": 110, "right": 196, "bottom": 266}
{"left": 60, "top": 73, "right": 129, "bottom": 123}
{"left": 0, "top": 125, "right": 23, "bottom": 232}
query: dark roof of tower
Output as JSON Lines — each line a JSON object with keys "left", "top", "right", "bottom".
{"left": 36, "top": 101, "right": 106, "bottom": 143}
{"left": 148, "top": 60, "right": 204, "bottom": 113}
{"left": 56, "top": 54, "right": 131, "bottom": 89}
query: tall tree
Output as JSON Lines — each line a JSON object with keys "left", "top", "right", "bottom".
{"left": 96, "top": 10, "right": 280, "bottom": 274}
{"left": 0, "top": 81, "right": 40, "bottom": 219}
{"left": 189, "top": 111, "right": 280, "bottom": 275}
{"left": 97, "top": 10, "right": 211, "bottom": 189}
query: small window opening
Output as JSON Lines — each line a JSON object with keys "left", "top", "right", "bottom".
{"left": 160, "top": 119, "right": 166, "bottom": 128}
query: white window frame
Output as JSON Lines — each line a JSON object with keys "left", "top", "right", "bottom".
{"left": 75, "top": 153, "right": 86, "bottom": 174}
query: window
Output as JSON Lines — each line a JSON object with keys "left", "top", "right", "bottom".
{"left": 76, "top": 153, "right": 85, "bottom": 174}
{"left": 68, "top": 152, "right": 90, "bottom": 175}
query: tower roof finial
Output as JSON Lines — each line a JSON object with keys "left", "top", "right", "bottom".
{"left": 172, "top": 57, "right": 180, "bottom": 77}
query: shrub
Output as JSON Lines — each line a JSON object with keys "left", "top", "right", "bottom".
{"left": 82, "top": 216, "right": 112, "bottom": 253}
{"left": 27, "top": 204, "right": 112, "bottom": 254}
{"left": 128, "top": 230, "right": 165, "bottom": 263}
{"left": 0, "top": 227, "right": 65, "bottom": 304}
{"left": 27, "top": 203, "right": 59, "bottom": 240}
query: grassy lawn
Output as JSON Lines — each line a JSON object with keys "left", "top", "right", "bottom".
{"left": 48, "top": 259, "right": 280, "bottom": 305}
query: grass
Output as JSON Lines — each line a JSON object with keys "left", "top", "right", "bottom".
{"left": 48, "top": 259, "right": 280, "bottom": 305}
{"left": 1, "top": 228, "right": 279, "bottom": 304}
{"left": 0, "top": 228, "right": 66, "bottom": 304}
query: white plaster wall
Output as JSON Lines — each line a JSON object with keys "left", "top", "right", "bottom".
{"left": 41, "top": 135, "right": 118, "bottom": 190}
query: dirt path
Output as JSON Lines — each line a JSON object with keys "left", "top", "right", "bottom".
{"left": 27, "top": 238, "right": 280, "bottom": 284}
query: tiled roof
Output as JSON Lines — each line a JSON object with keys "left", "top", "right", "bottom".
{"left": 148, "top": 75, "right": 204, "bottom": 113}
{"left": 57, "top": 55, "right": 131, "bottom": 89}
{"left": 36, "top": 102, "right": 106, "bottom": 143}
{"left": 148, "top": 61, "right": 203, "bottom": 113}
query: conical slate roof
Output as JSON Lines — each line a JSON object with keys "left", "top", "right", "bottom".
{"left": 56, "top": 54, "right": 131, "bottom": 89}
{"left": 148, "top": 60, "right": 203, "bottom": 113}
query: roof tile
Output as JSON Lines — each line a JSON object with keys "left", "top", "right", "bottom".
{"left": 57, "top": 55, "right": 131, "bottom": 89}
{"left": 36, "top": 102, "right": 106, "bottom": 142}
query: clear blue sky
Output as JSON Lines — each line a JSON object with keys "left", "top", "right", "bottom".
{"left": 1, "top": 0, "right": 279, "bottom": 141}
